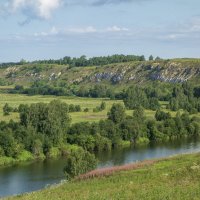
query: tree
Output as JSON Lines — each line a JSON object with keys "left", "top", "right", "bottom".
{"left": 31, "top": 139, "right": 43, "bottom": 157}
{"left": 20, "top": 59, "right": 27, "bottom": 64}
{"left": 0, "top": 129, "right": 22, "bottom": 158}
{"left": 19, "top": 100, "right": 71, "bottom": 145}
{"left": 155, "top": 110, "right": 171, "bottom": 121}
{"left": 133, "top": 106, "right": 145, "bottom": 122}
{"left": 124, "top": 86, "right": 148, "bottom": 109}
{"left": 108, "top": 103, "right": 126, "bottom": 124}
{"left": 63, "top": 148, "right": 97, "bottom": 178}
{"left": 100, "top": 102, "right": 106, "bottom": 110}
{"left": 3, "top": 103, "right": 12, "bottom": 116}
{"left": 149, "top": 55, "right": 154, "bottom": 61}
{"left": 155, "top": 56, "right": 161, "bottom": 61}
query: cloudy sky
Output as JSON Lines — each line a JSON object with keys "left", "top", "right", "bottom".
{"left": 0, "top": 0, "right": 200, "bottom": 62}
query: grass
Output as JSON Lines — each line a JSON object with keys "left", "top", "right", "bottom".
{"left": 0, "top": 93, "right": 157, "bottom": 124}
{"left": 0, "top": 94, "right": 122, "bottom": 123}
{"left": 0, "top": 94, "right": 199, "bottom": 123}
{"left": 5, "top": 153, "right": 200, "bottom": 200}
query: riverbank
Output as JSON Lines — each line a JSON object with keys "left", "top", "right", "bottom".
{"left": 0, "top": 144, "right": 81, "bottom": 168}
{"left": 5, "top": 152, "right": 200, "bottom": 200}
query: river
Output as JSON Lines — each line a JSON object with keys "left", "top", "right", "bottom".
{"left": 1, "top": 137, "right": 200, "bottom": 198}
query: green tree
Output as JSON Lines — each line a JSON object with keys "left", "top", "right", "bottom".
{"left": 133, "top": 106, "right": 145, "bottom": 122}
{"left": 3, "top": 103, "right": 12, "bottom": 116}
{"left": 149, "top": 55, "right": 154, "bottom": 61}
{"left": 108, "top": 103, "right": 126, "bottom": 124}
{"left": 0, "top": 129, "right": 22, "bottom": 158}
{"left": 100, "top": 102, "right": 106, "bottom": 110}
{"left": 19, "top": 100, "right": 71, "bottom": 145}
{"left": 124, "top": 86, "right": 148, "bottom": 109}
{"left": 63, "top": 148, "right": 97, "bottom": 178}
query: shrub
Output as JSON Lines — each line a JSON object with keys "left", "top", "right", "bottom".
{"left": 84, "top": 108, "right": 89, "bottom": 112}
{"left": 64, "top": 148, "right": 97, "bottom": 178}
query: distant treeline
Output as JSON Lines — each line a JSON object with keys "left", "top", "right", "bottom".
{"left": 0, "top": 54, "right": 146, "bottom": 69}
{"left": 12, "top": 82, "right": 200, "bottom": 114}
{"left": 34, "top": 54, "right": 145, "bottom": 67}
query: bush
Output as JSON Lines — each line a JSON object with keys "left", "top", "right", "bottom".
{"left": 93, "top": 102, "right": 106, "bottom": 113}
{"left": 69, "top": 104, "right": 81, "bottom": 112}
{"left": 64, "top": 148, "right": 97, "bottom": 178}
{"left": 84, "top": 108, "right": 89, "bottom": 112}
{"left": 3, "top": 103, "right": 13, "bottom": 116}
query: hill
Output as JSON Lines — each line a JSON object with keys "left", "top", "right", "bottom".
{"left": 0, "top": 59, "right": 200, "bottom": 90}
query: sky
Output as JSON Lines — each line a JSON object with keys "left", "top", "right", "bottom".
{"left": 0, "top": 0, "right": 200, "bottom": 62}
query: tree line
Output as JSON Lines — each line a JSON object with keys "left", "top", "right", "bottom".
{"left": 11, "top": 82, "right": 200, "bottom": 114}
{"left": 0, "top": 54, "right": 146, "bottom": 69}
{"left": 1, "top": 101, "right": 200, "bottom": 159}
{"left": 0, "top": 101, "right": 200, "bottom": 177}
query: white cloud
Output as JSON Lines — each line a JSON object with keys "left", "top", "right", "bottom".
{"left": 106, "top": 26, "right": 129, "bottom": 32}
{"left": 7, "top": 0, "right": 61, "bottom": 19}
{"left": 34, "top": 25, "right": 129, "bottom": 36}
{"left": 67, "top": 26, "right": 97, "bottom": 34}
{"left": 1, "top": 0, "right": 149, "bottom": 21}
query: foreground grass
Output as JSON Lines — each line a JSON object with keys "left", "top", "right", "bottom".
{"left": 6, "top": 153, "right": 200, "bottom": 200}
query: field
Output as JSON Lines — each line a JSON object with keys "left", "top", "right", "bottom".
{"left": 0, "top": 93, "right": 157, "bottom": 123}
{"left": 1, "top": 93, "right": 199, "bottom": 124}
{"left": 5, "top": 152, "right": 200, "bottom": 200}
{"left": 0, "top": 94, "right": 121, "bottom": 123}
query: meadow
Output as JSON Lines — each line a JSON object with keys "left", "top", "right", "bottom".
{"left": 0, "top": 93, "right": 199, "bottom": 124}
{"left": 0, "top": 93, "right": 120, "bottom": 123}
{"left": 5, "top": 152, "right": 200, "bottom": 200}
{"left": 0, "top": 93, "right": 156, "bottom": 123}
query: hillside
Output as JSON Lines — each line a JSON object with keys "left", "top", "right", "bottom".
{"left": 5, "top": 153, "right": 200, "bottom": 200}
{"left": 0, "top": 59, "right": 200, "bottom": 89}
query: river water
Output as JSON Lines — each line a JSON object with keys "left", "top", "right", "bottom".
{"left": 1, "top": 137, "right": 200, "bottom": 198}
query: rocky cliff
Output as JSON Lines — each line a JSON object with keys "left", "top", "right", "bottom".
{"left": 0, "top": 59, "right": 200, "bottom": 87}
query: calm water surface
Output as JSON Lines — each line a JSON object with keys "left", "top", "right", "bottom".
{"left": 1, "top": 137, "right": 200, "bottom": 197}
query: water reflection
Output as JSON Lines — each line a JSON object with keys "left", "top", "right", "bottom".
{"left": 96, "top": 136, "right": 200, "bottom": 168}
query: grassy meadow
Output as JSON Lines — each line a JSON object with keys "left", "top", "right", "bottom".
{"left": 5, "top": 152, "right": 200, "bottom": 200}
{"left": 0, "top": 93, "right": 121, "bottom": 123}
{"left": 0, "top": 93, "right": 199, "bottom": 124}
{"left": 0, "top": 93, "right": 155, "bottom": 124}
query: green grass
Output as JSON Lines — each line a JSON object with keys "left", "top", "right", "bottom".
{"left": 5, "top": 153, "right": 200, "bottom": 200}
{"left": 0, "top": 94, "right": 122, "bottom": 123}
{"left": 0, "top": 94, "right": 199, "bottom": 124}
{"left": 0, "top": 94, "right": 157, "bottom": 124}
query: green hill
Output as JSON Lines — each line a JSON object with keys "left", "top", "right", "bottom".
{"left": 0, "top": 59, "right": 200, "bottom": 90}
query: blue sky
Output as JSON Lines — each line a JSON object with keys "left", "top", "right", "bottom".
{"left": 0, "top": 0, "right": 200, "bottom": 62}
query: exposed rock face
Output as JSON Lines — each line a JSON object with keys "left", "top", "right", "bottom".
{"left": 93, "top": 72, "right": 124, "bottom": 83}
{"left": 0, "top": 60, "right": 200, "bottom": 85}
{"left": 149, "top": 63, "right": 200, "bottom": 83}
{"left": 88, "top": 62, "right": 200, "bottom": 84}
